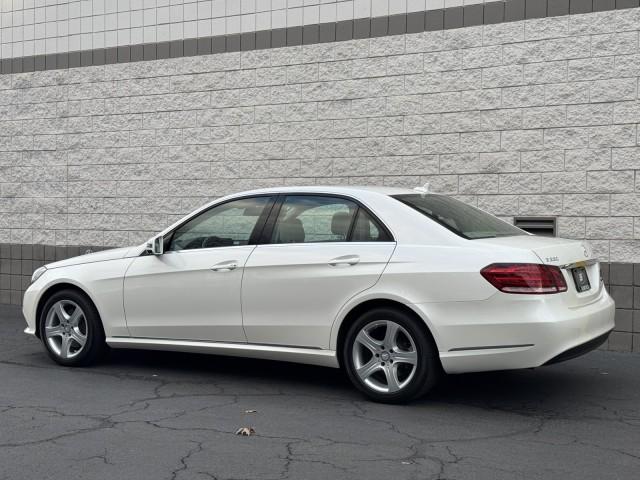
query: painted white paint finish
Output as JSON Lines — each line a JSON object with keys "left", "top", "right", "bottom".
{"left": 123, "top": 245, "right": 255, "bottom": 341}
{"left": 241, "top": 241, "right": 396, "bottom": 347}
{"left": 23, "top": 186, "right": 616, "bottom": 374}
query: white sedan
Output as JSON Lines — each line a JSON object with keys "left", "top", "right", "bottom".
{"left": 23, "top": 186, "right": 615, "bottom": 403}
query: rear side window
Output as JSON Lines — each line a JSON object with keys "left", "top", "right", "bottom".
{"left": 270, "top": 196, "right": 357, "bottom": 244}
{"left": 268, "top": 195, "right": 393, "bottom": 244}
{"left": 394, "top": 194, "right": 526, "bottom": 240}
{"left": 352, "top": 209, "right": 387, "bottom": 242}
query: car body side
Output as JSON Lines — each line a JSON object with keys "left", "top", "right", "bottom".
{"left": 22, "top": 186, "right": 615, "bottom": 374}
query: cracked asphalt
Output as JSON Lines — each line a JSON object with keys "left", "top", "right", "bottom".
{"left": 1, "top": 308, "right": 639, "bottom": 480}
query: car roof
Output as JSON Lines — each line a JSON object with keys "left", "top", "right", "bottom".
{"left": 226, "top": 185, "right": 419, "bottom": 197}
{"left": 158, "top": 184, "right": 459, "bottom": 246}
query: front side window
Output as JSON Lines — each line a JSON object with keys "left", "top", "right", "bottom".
{"left": 270, "top": 195, "right": 358, "bottom": 244}
{"left": 169, "top": 196, "right": 272, "bottom": 251}
{"left": 394, "top": 194, "right": 526, "bottom": 240}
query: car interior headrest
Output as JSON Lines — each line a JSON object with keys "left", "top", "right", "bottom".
{"left": 275, "top": 217, "right": 305, "bottom": 243}
{"left": 331, "top": 211, "right": 351, "bottom": 239}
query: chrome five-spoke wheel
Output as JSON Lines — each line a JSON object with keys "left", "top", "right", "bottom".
{"left": 345, "top": 307, "right": 440, "bottom": 403}
{"left": 352, "top": 320, "right": 418, "bottom": 394}
{"left": 44, "top": 300, "right": 88, "bottom": 360}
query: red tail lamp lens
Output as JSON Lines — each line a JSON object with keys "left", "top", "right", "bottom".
{"left": 480, "top": 263, "right": 568, "bottom": 294}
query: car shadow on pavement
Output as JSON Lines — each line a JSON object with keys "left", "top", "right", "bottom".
{"left": 103, "top": 347, "right": 609, "bottom": 410}
{"left": 105, "top": 347, "right": 354, "bottom": 390}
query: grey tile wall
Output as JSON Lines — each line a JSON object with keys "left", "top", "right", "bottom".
{"left": 0, "top": 244, "right": 106, "bottom": 306}
{"left": 604, "top": 263, "right": 640, "bottom": 353}
{"left": 1, "top": 0, "right": 640, "bottom": 75}
{"left": 1, "top": 242, "right": 638, "bottom": 353}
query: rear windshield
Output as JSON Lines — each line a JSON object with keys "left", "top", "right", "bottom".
{"left": 393, "top": 194, "right": 527, "bottom": 240}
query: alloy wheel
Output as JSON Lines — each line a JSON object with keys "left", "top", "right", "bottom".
{"left": 352, "top": 320, "right": 418, "bottom": 394}
{"left": 44, "top": 300, "right": 88, "bottom": 360}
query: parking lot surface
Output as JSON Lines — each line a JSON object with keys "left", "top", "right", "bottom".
{"left": 1, "top": 307, "right": 639, "bottom": 480}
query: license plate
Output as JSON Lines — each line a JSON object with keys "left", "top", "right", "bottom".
{"left": 571, "top": 266, "right": 591, "bottom": 292}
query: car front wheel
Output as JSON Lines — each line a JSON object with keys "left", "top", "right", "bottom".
{"left": 343, "top": 308, "right": 441, "bottom": 403}
{"left": 40, "top": 289, "right": 107, "bottom": 367}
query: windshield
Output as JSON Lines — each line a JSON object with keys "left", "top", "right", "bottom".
{"left": 393, "top": 194, "right": 527, "bottom": 240}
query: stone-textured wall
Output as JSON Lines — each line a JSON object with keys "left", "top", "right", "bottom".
{"left": 0, "top": 8, "right": 638, "bottom": 260}
{"left": 1, "top": 8, "right": 640, "bottom": 350}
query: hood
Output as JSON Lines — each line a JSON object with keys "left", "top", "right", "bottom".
{"left": 46, "top": 246, "right": 142, "bottom": 269}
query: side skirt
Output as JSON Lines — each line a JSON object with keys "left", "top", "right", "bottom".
{"left": 106, "top": 337, "right": 340, "bottom": 368}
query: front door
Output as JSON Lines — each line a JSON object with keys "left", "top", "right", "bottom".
{"left": 123, "top": 195, "right": 274, "bottom": 341}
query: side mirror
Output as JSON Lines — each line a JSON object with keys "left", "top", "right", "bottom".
{"left": 146, "top": 234, "right": 164, "bottom": 255}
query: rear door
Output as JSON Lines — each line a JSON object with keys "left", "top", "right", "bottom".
{"left": 241, "top": 194, "right": 396, "bottom": 349}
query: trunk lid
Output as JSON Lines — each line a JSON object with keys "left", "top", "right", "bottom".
{"left": 474, "top": 235, "right": 602, "bottom": 305}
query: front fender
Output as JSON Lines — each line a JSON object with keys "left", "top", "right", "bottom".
{"left": 24, "top": 274, "right": 97, "bottom": 337}
{"left": 23, "top": 258, "right": 135, "bottom": 338}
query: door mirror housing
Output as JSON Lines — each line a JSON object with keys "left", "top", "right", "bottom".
{"left": 146, "top": 235, "right": 164, "bottom": 255}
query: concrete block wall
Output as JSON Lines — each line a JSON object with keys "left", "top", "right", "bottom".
{"left": 0, "top": 3, "right": 639, "bottom": 351}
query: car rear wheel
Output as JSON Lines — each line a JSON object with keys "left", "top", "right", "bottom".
{"left": 343, "top": 308, "right": 440, "bottom": 403}
{"left": 40, "top": 289, "right": 107, "bottom": 367}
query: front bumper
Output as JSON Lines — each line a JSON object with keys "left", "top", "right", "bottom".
{"left": 415, "top": 287, "right": 616, "bottom": 374}
{"left": 22, "top": 283, "right": 39, "bottom": 336}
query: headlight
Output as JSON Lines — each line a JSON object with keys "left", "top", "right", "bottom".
{"left": 31, "top": 266, "right": 47, "bottom": 283}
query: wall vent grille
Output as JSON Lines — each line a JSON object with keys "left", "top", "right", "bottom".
{"left": 513, "top": 217, "right": 557, "bottom": 237}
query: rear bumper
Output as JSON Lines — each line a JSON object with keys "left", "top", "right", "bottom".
{"left": 414, "top": 286, "right": 616, "bottom": 374}
{"left": 543, "top": 329, "right": 611, "bottom": 366}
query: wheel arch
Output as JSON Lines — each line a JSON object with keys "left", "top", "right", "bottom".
{"left": 333, "top": 297, "right": 441, "bottom": 369}
{"left": 34, "top": 282, "right": 101, "bottom": 339}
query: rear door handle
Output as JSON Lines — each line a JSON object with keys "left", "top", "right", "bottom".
{"left": 211, "top": 261, "right": 238, "bottom": 272}
{"left": 328, "top": 255, "right": 360, "bottom": 267}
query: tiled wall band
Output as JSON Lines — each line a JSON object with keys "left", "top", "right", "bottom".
{"left": 0, "top": 244, "right": 108, "bottom": 306}
{"left": 1, "top": 0, "right": 640, "bottom": 75}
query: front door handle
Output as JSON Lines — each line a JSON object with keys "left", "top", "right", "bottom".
{"left": 328, "top": 255, "right": 360, "bottom": 267}
{"left": 211, "top": 261, "right": 238, "bottom": 272}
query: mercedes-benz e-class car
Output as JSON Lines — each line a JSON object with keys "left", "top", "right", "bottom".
{"left": 23, "top": 186, "right": 615, "bottom": 403}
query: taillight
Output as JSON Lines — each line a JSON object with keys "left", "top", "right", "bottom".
{"left": 480, "top": 263, "right": 567, "bottom": 294}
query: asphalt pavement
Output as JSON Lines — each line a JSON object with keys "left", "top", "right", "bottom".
{"left": 1, "top": 306, "right": 639, "bottom": 480}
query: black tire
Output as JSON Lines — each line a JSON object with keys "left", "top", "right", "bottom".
{"left": 343, "top": 307, "right": 441, "bottom": 404}
{"left": 39, "top": 289, "right": 107, "bottom": 367}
